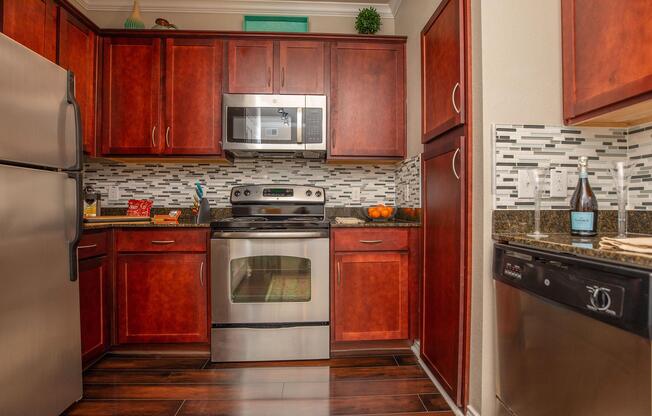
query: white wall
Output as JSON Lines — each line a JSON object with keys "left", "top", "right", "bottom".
{"left": 472, "top": 1, "right": 564, "bottom": 415}
{"left": 78, "top": 8, "right": 395, "bottom": 34}
{"left": 394, "top": 0, "right": 443, "bottom": 158}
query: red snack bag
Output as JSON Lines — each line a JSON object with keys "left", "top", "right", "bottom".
{"left": 127, "top": 199, "right": 153, "bottom": 217}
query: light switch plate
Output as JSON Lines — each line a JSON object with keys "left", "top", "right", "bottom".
{"left": 550, "top": 168, "right": 568, "bottom": 198}
{"left": 108, "top": 186, "right": 120, "bottom": 202}
{"left": 518, "top": 170, "right": 534, "bottom": 199}
{"left": 351, "top": 187, "right": 361, "bottom": 202}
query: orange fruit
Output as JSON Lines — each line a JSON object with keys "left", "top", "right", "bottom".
{"left": 380, "top": 208, "right": 391, "bottom": 218}
{"left": 369, "top": 209, "right": 381, "bottom": 219}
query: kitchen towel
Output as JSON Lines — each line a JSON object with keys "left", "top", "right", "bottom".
{"left": 599, "top": 237, "right": 652, "bottom": 254}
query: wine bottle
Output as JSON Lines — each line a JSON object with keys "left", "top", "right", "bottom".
{"left": 569, "top": 156, "right": 598, "bottom": 236}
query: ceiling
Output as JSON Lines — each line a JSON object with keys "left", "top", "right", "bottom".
{"left": 73, "top": 0, "right": 402, "bottom": 18}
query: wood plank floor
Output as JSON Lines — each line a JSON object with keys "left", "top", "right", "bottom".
{"left": 64, "top": 353, "right": 454, "bottom": 416}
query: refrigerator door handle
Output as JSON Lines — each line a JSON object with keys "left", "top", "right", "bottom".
{"left": 67, "top": 171, "right": 83, "bottom": 282}
{"left": 66, "top": 71, "right": 83, "bottom": 171}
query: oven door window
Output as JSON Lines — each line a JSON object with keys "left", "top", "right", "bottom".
{"left": 226, "top": 107, "right": 298, "bottom": 144}
{"left": 230, "top": 256, "right": 311, "bottom": 303}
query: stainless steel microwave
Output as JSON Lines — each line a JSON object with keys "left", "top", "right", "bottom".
{"left": 222, "top": 94, "right": 327, "bottom": 159}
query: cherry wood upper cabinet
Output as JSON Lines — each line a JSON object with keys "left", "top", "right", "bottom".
{"left": 421, "top": 0, "right": 465, "bottom": 142}
{"left": 101, "top": 37, "right": 162, "bottom": 155}
{"left": 78, "top": 255, "right": 110, "bottom": 367}
{"left": 58, "top": 9, "right": 97, "bottom": 155}
{"left": 562, "top": 0, "right": 652, "bottom": 126}
{"left": 330, "top": 42, "right": 406, "bottom": 158}
{"left": 227, "top": 40, "right": 274, "bottom": 94}
{"left": 164, "top": 38, "right": 223, "bottom": 155}
{"left": 421, "top": 131, "right": 468, "bottom": 406}
{"left": 117, "top": 253, "right": 208, "bottom": 343}
{"left": 278, "top": 41, "right": 325, "bottom": 94}
{"left": 333, "top": 251, "right": 408, "bottom": 342}
{"left": 1, "top": 0, "right": 57, "bottom": 61}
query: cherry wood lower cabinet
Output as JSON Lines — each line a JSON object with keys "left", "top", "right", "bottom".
{"left": 331, "top": 228, "right": 416, "bottom": 344}
{"left": 78, "top": 255, "right": 111, "bottom": 366}
{"left": 1, "top": 0, "right": 57, "bottom": 61}
{"left": 116, "top": 253, "right": 208, "bottom": 343}
{"left": 421, "top": 131, "right": 468, "bottom": 406}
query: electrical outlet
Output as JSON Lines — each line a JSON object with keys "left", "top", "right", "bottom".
{"left": 108, "top": 186, "right": 120, "bottom": 202}
{"left": 550, "top": 168, "right": 568, "bottom": 198}
{"left": 518, "top": 170, "right": 534, "bottom": 199}
{"left": 351, "top": 187, "right": 361, "bottom": 202}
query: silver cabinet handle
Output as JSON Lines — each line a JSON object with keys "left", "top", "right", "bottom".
{"left": 151, "top": 126, "right": 157, "bottom": 147}
{"left": 451, "top": 82, "right": 460, "bottom": 114}
{"left": 281, "top": 67, "right": 285, "bottom": 87}
{"left": 359, "top": 240, "right": 383, "bottom": 244}
{"left": 77, "top": 244, "right": 97, "bottom": 250}
{"left": 151, "top": 240, "right": 175, "bottom": 245}
{"left": 452, "top": 148, "right": 461, "bottom": 180}
{"left": 337, "top": 261, "right": 341, "bottom": 286}
{"left": 199, "top": 262, "right": 204, "bottom": 287}
{"left": 267, "top": 67, "right": 272, "bottom": 87}
{"left": 165, "top": 126, "right": 170, "bottom": 148}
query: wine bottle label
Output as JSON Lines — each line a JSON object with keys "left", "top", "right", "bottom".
{"left": 571, "top": 211, "right": 595, "bottom": 231}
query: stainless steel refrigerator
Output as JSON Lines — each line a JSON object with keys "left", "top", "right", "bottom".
{"left": 0, "top": 33, "right": 84, "bottom": 415}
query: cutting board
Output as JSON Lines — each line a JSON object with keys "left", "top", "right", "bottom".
{"left": 84, "top": 215, "right": 151, "bottom": 223}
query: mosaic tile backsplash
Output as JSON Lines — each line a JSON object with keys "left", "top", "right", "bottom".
{"left": 84, "top": 155, "right": 422, "bottom": 208}
{"left": 493, "top": 123, "right": 652, "bottom": 210}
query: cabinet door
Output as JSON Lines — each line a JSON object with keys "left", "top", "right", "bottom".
{"left": 279, "top": 41, "right": 325, "bottom": 95}
{"left": 101, "top": 37, "right": 162, "bottom": 155}
{"left": 333, "top": 252, "right": 408, "bottom": 341}
{"left": 330, "top": 42, "right": 405, "bottom": 158}
{"left": 421, "top": 0, "right": 465, "bottom": 142}
{"left": 422, "top": 132, "right": 466, "bottom": 405}
{"left": 227, "top": 40, "right": 274, "bottom": 94}
{"left": 117, "top": 253, "right": 208, "bottom": 343}
{"left": 164, "top": 38, "right": 223, "bottom": 155}
{"left": 562, "top": 0, "right": 652, "bottom": 124}
{"left": 1, "top": 0, "right": 57, "bottom": 61}
{"left": 79, "top": 256, "right": 110, "bottom": 366}
{"left": 58, "top": 9, "right": 97, "bottom": 155}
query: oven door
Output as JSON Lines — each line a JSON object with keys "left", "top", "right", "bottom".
{"left": 211, "top": 231, "right": 329, "bottom": 325}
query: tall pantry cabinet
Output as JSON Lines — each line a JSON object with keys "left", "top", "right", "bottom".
{"left": 420, "top": 0, "right": 471, "bottom": 408}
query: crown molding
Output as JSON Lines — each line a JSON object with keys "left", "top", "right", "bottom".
{"left": 388, "top": 0, "right": 402, "bottom": 16}
{"left": 74, "top": 0, "right": 396, "bottom": 18}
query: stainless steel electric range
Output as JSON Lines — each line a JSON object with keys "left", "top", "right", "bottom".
{"left": 210, "top": 185, "right": 330, "bottom": 362}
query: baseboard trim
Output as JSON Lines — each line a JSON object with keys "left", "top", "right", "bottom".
{"left": 466, "top": 404, "right": 481, "bottom": 416}
{"left": 410, "top": 344, "right": 465, "bottom": 416}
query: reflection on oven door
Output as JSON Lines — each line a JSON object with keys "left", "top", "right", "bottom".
{"left": 211, "top": 237, "right": 330, "bottom": 324}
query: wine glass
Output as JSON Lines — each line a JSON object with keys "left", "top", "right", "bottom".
{"left": 608, "top": 161, "right": 633, "bottom": 238}
{"left": 527, "top": 168, "right": 549, "bottom": 239}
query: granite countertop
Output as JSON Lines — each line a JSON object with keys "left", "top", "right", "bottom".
{"left": 330, "top": 219, "right": 421, "bottom": 228}
{"left": 493, "top": 232, "right": 652, "bottom": 270}
{"left": 83, "top": 220, "right": 210, "bottom": 230}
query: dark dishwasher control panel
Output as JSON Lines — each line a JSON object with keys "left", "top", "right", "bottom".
{"left": 494, "top": 243, "right": 651, "bottom": 339}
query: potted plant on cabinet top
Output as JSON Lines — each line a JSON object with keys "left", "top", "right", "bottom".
{"left": 355, "top": 7, "right": 382, "bottom": 34}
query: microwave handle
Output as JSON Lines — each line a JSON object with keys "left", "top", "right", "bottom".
{"left": 296, "top": 107, "right": 303, "bottom": 144}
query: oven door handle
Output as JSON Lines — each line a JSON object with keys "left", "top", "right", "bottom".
{"left": 212, "top": 231, "right": 328, "bottom": 239}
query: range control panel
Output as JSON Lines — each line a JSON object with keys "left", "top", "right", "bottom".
{"left": 493, "top": 243, "right": 651, "bottom": 339}
{"left": 230, "top": 185, "right": 325, "bottom": 204}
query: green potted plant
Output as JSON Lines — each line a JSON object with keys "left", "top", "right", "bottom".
{"left": 355, "top": 7, "right": 382, "bottom": 35}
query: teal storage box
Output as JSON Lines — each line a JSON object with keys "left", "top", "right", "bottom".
{"left": 243, "top": 16, "right": 309, "bottom": 33}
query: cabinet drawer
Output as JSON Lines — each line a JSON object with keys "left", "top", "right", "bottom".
{"left": 78, "top": 231, "right": 108, "bottom": 260}
{"left": 116, "top": 229, "right": 207, "bottom": 253}
{"left": 332, "top": 228, "right": 409, "bottom": 252}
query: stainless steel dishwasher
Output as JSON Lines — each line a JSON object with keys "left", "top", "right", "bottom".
{"left": 494, "top": 243, "right": 651, "bottom": 416}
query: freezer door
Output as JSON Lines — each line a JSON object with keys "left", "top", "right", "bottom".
{"left": 0, "top": 33, "right": 81, "bottom": 170}
{"left": 0, "top": 165, "right": 83, "bottom": 416}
